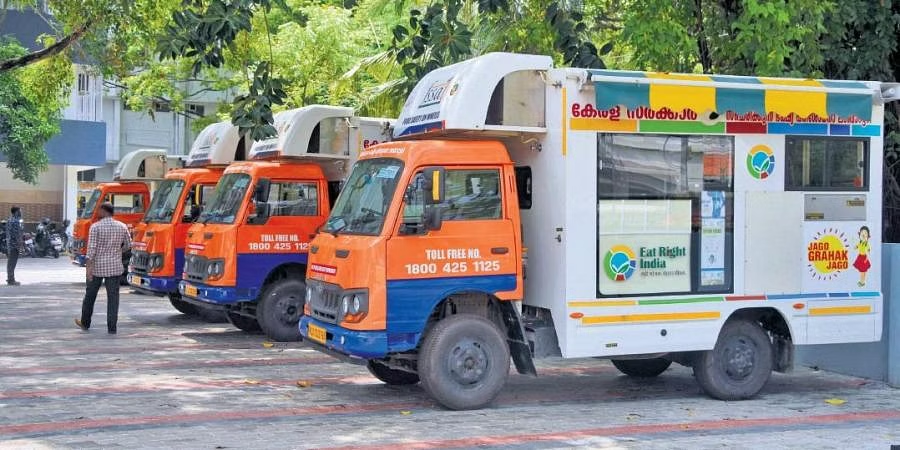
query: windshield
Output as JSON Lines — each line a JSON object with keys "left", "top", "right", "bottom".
{"left": 144, "top": 180, "right": 186, "bottom": 223}
{"left": 79, "top": 189, "right": 102, "bottom": 219}
{"left": 324, "top": 158, "right": 404, "bottom": 235}
{"left": 200, "top": 173, "right": 251, "bottom": 224}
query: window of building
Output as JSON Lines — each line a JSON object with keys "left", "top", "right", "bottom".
{"left": 265, "top": 182, "right": 318, "bottom": 217}
{"left": 785, "top": 137, "right": 868, "bottom": 191}
{"left": 597, "top": 134, "right": 734, "bottom": 297}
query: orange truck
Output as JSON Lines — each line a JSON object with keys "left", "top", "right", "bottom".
{"left": 300, "top": 53, "right": 895, "bottom": 410}
{"left": 178, "top": 106, "right": 392, "bottom": 341}
{"left": 72, "top": 149, "right": 178, "bottom": 269}
{"left": 127, "top": 122, "right": 251, "bottom": 317}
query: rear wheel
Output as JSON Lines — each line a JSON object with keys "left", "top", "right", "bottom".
{"left": 367, "top": 360, "right": 420, "bottom": 385}
{"left": 226, "top": 311, "right": 262, "bottom": 333}
{"left": 418, "top": 314, "right": 510, "bottom": 410}
{"left": 694, "top": 318, "right": 774, "bottom": 400}
{"left": 611, "top": 358, "right": 672, "bottom": 378}
{"left": 256, "top": 278, "right": 306, "bottom": 342}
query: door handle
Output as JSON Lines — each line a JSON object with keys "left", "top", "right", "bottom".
{"left": 491, "top": 247, "right": 509, "bottom": 255}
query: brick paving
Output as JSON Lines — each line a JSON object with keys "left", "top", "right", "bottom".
{"left": 0, "top": 257, "right": 898, "bottom": 449}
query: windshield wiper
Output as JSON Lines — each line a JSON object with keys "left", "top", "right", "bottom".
{"left": 326, "top": 216, "right": 348, "bottom": 237}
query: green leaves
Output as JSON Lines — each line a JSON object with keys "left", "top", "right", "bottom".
{"left": 230, "top": 62, "right": 285, "bottom": 140}
{"left": 0, "top": 41, "right": 62, "bottom": 184}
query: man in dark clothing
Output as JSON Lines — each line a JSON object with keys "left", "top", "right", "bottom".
{"left": 6, "top": 207, "right": 22, "bottom": 285}
{"left": 75, "top": 203, "right": 131, "bottom": 334}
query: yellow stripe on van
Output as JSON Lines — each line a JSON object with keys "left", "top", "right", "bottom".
{"left": 581, "top": 311, "right": 720, "bottom": 325}
{"left": 758, "top": 79, "right": 827, "bottom": 118}
{"left": 809, "top": 305, "right": 872, "bottom": 316}
{"left": 570, "top": 118, "right": 638, "bottom": 132}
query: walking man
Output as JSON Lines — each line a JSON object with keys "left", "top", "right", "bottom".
{"left": 75, "top": 203, "right": 131, "bottom": 334}
{"left": 6, "top": 207, "right": 22, "bottom": 286}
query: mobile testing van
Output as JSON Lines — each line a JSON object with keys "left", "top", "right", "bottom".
{"left": 127, "top": 122, "right": 251, "bottom": 317}
{"left": 178, "top": 106, "right": 393, "bottom": 341}
{"left": 300, "top": 52, "right": 899, "bottom": 410}
{"left": 72, "top": 149, "right": 178, "bottom": 268}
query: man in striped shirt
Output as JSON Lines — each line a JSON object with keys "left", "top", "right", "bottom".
{"left": 75, "top": 203, "right": 131, "bottom": 334}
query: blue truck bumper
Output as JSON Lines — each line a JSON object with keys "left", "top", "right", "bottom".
{"left": 177, "top": 280, "right": 253, "bottom": 306}
{"left": 299, "top": 316, "right": 391, "bottom": 360}
{"left": 127, "top": 273, "right": 177, "bottom": 296}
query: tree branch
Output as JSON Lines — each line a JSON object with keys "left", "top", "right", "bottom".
{"left": 0, "top": 22, "right": 91, "bottom": 72}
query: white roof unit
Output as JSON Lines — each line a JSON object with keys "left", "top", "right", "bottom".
{"left": 395, "top": 52, "right": 553, "bottom": 139}
{"left": 249, "top": 105, "right": 356, "bottom": 160}
{"left": 185, "top": 121, "right": 249, "bottom": 168}
{"left": 113, "top": 149, "right": 168, "bottom": 180}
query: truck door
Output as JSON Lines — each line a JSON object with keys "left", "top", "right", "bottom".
{"left": 385, "top": 167, "right": 518, "bottom": 333}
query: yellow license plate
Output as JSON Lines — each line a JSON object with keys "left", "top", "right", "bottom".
{"left": 184, "top": 284, "right": 198, "bottom": 297}
{"left": 131, "top": 275, "right": 143, "bottom": 286}
{"left": 307, "top": 323, "right": 327, "bottom": 344}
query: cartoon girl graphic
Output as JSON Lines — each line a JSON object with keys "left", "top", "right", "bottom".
{"left": 853, "top": 226, "right": 871, "bottom": 287}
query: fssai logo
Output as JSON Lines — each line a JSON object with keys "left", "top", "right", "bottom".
{"left": 604, "top": 245, "right": 637, "bottom": 281}
{"left": 747, "top": 144, "right": 775, "bottom": 179}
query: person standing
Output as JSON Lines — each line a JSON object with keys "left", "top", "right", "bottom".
{"left": 75, "top": 203, "right": 131, "bottom": 334}
{"left": 6, "top": 207, "right": 23, "bottom": 286}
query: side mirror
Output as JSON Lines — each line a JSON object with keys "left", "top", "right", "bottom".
{"left": 422, "top": 167, "right": 445, "bottom": 205}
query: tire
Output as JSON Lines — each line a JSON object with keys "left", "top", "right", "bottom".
{"left": 256, "top": 278, "right": 306, "bottom": 342}
{"left": 367, "top": 360, "right": 420, "bottom": 385}
{"left": 694, "top": 318, "right": 774, "bottom": 400}
{"left": 52, "top": 249, "right": 59, "bottom": 258}
{"left": 168, "top": 294, "right": 198, "bottom": 315}
{"left": 418, "top": 314, "right": 510, "bottom": 410}
{"left": 612, "top": 358, "right": 672, "bottom": 378}
{"left": 226, "top": 311, "right": 262, "bottom": 333}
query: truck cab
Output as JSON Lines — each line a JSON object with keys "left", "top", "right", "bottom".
{"left": 178, "top": 106, "right": 393, "bottom": 341}
{"left": 72, "top": 149, "right": 173, "bottom": 267}
{"left": 127, "top": 122, "right": 250, "bottom": 318}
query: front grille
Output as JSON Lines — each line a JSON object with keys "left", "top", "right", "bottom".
{"left": 184, "top": 254, "right": 208, "bottom": 282}
{"left": 308, "top": 280, "right": 343, "bottom": 324}
{"left": 131, "top": 250, "right": 150, "bottom": 274}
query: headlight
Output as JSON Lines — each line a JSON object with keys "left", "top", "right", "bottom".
{"left": 306, "top": 286, "right": 313, "bottom": 301}
{"left": 206, "top": 259, "right": 225, "bottom": 280}
{"left": 340, "top": 290, "right": 368, "bottom": 323}
{"left": 148, "top": 253, "right": 164, "bottom": 271}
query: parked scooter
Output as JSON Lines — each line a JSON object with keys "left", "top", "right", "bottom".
{"left": 22, "top": 232, "right": 36, "bottom": 257}
{"left": 32, "top": 218, "right": 62, "bottom": 258}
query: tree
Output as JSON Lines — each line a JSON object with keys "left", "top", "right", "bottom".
{"left": 345, "top": 0, "right": 613, "bottom": 116}
{"left": 619, "top": 0, "right": 832, "bottom": 76}
{"left": 0, "top": 40, "right": 71, "bottom": 183}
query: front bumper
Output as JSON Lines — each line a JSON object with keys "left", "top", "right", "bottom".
{"left": 299, "top": 316, "right": 389, "bottom": 360}
{"left": 177, "top": 280, "right": 252, "bottom": 306}
{"left": 127, "top": 273, "right": 177, "bottom": 296}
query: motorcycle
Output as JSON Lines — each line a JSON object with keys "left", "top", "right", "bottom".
{"left": 32, "top": 218, "right": 62, "bottom": 258}
{"left": 23, "top": 232, "right": 36, "bottom": 257}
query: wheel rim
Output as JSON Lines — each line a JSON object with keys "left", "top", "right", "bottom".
{"left": 274, "top": 294, "right": 302, "bottom": 326}
{"left": 446, "top": 339, "right": 489, "bottom": 386}
{"left": 720, "top": 335, "right": 757, "bottom": 381}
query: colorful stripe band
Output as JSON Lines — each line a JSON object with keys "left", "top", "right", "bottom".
{"left": 567, "top": 291, "right": 880, "bottom": 308}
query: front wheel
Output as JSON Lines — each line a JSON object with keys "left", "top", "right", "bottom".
{"left": 168, "top": 294, "right": 198, "bottom": 315}
{"left": 694, "top": 318, "right": 774, "bottom": 400}
{"left": 612, "top": 358, "right": 672, "bottom": 378}
{"left": 51, "top": 248, "right": 59, "bottom": 258}
{"left": 256, "top": 278, "right": 306, "bottom": 342}
{"left": 367, "top": 360, "right": 420, "bottom": 385}
{"left": 226, "top": 311, "right": 262, "bottom": 333}
{"left": 418, "top": 314, "right": 510, "bottom": 410}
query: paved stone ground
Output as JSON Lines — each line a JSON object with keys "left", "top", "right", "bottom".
{"left": 1, "top": 257, "right": 899, "bottom": 449}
